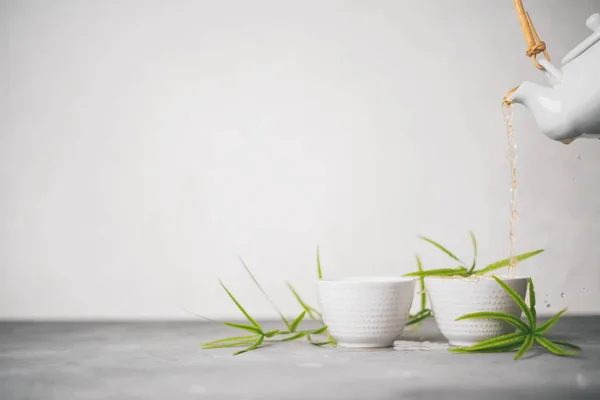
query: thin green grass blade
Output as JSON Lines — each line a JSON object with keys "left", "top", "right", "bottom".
{"left": 457, "top": 332, "right": 527, "bottom": 351}
{"left": 418, "top": 236, "right": 465, "bottom": 265}
{"left": 404, "top": 267, "right": 468, "bottom": 278}
{"left": 263, "top": 330, "right": 280, "bottom": 338}
{"left": 534, "top": 308, "right": 567, "bottom": 334}
{"left": 311, "top": 326, "right": 328, "bottom": 334}
{"left": 468, "top": 231, "right": 477, "bottom": 273}
{"left": 308, "top": 307, "right": 323, "bottom": 320}
{"left": 449, "top": 341, "right": 523, "bottom": 353}
{"left": 220, "top": 281, "right": 260, "bottom": 328}
{"left": 201, "top": 335, "right": 256, "bottom": 347}
{"left": 308, "top": 334, "right": 335, "bottom": 346}
{"left": 473, "top": 249, "right": 544, "bottom": 275}
{"left": 410, "top": 308, "right": 431, "bottom": 319}
{"left": 455, "top": 311, "right": 529, "bottom": 332}
{"left": 223, "top": 322, "right": 262, "bottom": 334}
{"left": 280, "top": 331, "right": 309, "bottom": 342}
{"left": 317, "top": 246, "right": 323, "bottom": 279}
{"left": 239, "top": 258, "right": 291, "bottom": 330}
{"left": 203, "top": 340, "right": 257, "bottom": 349}
{"left": 286, "top": 283, "right": 317, "bottom": 319}
{"left": 326, "top": 331, "right": 337, "bottom": 346}
{"left": 535, "top": 335, "right": 579, "bottom": 356}
{"left": 416, "top": 255, "right": 427, "bottom": 310}
{"left": 406, "top": 309, "right": 432, "bottom": 326}
{"left": 233, "top": 335, "right": 265, "bottom": 355}
{"left": 514, "top": 334, "right": 534, "bottom": 360}
{"left": 290, "top": 311, "right": 306, "bottom": 332}
{"left": 551, "top": 341, "right": 582, "bottom": 351}
{"left": 491, "top": 275, "right": 533, "bottom": 328}
{"left": 528, "top": 278, "right": 536, "bottom": 324}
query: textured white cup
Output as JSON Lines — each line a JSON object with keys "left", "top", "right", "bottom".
{"left": 317, "top": 277, "right": 416, "bottom": 348}
{"left": 425, "top": 276, "right": 528, "bottom": 347}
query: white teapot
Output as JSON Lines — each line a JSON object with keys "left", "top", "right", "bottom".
{"left": 505, "top": 10, "right": 600, "bottom": 144}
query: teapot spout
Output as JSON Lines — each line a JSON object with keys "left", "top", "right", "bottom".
{"left": 504, "top": 82, "right": 574, "bottom": 142}
{"left": 504, "top": 81, "right": 549, "bottom": 106}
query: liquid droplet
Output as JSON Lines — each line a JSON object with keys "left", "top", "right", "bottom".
{"left": 546, "top": 304, "right": 551, "bottom": 308}
{"left": 560, "top": 293, "right": 565, "bottom": 298}
{"left": 583, "top": 287, "right": 587, "bottom": 291}
{"left": 577, "top": 154, "right": 582, "bottom": 160}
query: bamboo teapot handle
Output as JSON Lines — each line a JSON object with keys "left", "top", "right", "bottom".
{"left": 513, "top": 0, "right": 550, "bottom": 70}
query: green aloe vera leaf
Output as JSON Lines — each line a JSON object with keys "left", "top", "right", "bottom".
{"left": 468, "top": 231, "right": 477, "bottom": 273}
{"left": 418, "top": 236, "right": 466, "bottom": 266}
{"left": 491, "top": 275, "right": 534, "bottom": 328}
{"left": 233, "top": 335, "right": 265, "bottom": 355}
{"left": 535, "top": 335, "right": 579, "bottom": 356}
{"left": 201, "top": 335, "right": 257, "bottom": 347}
{"left": 317, "top": 246, "right": 323, "bottom": 279}
{"left": 455, "top": 311, "right": 529, "bottom": 332}
{"left": 473, "top": 249, "right": 544, "bottom": 275}
{"left": 311, "top": 326, "right": 328, "bottom": 335}
{"left": 528, "top": 278, "right": 536, "bottom": 324}
{"left": 404, "top": 267, "right": 468, "bottom": 278}
{"left": 290, "top": 311, "right": 307, "bottom": 332}
{"left": 220, "top": 281, "right": 260, "bottom": 328}
{"left": 514, "top": 334, "right": 535, "bottom": 360}
{"left": 406, "top": 309, "right": 432, "bottom": 326}
{"left": 239, "top": 257, "right": 291, "bottom": 330}
{"left": 223, "top": 322, "right": 263, "bottom": 334}
{"left": 535, "top": 308, "right": 568, "bottom": 334}
{"left": 456, "top": 332, "right": 527, "bottom": 352}
{"left": 551, "top": 341, "right": 582, "bottom": 351}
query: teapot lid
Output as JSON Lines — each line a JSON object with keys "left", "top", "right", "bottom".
{"left": 562, "top": 13, "right": 600, "bottom": 65}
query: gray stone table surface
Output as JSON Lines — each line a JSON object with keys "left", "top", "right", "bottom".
{"left": 1, "top": 317, "right": 599, "bottom": 400}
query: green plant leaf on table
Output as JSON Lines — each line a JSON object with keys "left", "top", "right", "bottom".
{"left": 418, "top": 236, "right": 466, "bottom": 266}
{"left": 450, "top": 275, "right": 580, "bottom": 360}
{"left": 471, "top": 249, "right": 544, "bottom": 275}
{"left": 317, "top": 246, "right": 323, "bottom": 279}
{"left": 204, "top": 247, "right": 337, "bottom": 355}
{"left": 202, "top": 335, "right": 257, "bottom": 348}
{"left": 468, "top": 231, "right": 477, "bottom": 273}
{"left": 406, "top": 255, "right": 433, "bottom": 327}
{"left": 220, "top": 280, "right": 261, "bottom": 328}
{"left": 290, "top": 311, "right": 306, "bottom": 332}
{"left": 404, "top": 267, "right": 468, "bottom": 278}
{"left": 287, "top": 282, "right": 322, "bottom": 320}
{"left": 223, "top": 322, "right": 263, "bottom": 334}
{"left": 239, "top": 257, "right": 291, "bottom": 330}
{"left": 234, "top": 335, "right": 265, "bottom": 355}
{"left": 411, "top": 233, "right": 544, "bottom": 278}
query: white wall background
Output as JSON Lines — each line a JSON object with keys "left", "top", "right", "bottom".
{"left": 1, "top": 0, "right": 599, "bottom": 320}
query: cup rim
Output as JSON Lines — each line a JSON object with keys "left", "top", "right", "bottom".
{"left": 424, "top": 275, "right": 530, "bottom": 282}
{"left": 317, "top": 276, "right": 416, "bottom": 284}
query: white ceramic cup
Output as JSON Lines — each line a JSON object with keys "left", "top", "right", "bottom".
{"left": 425, "top": 275, "right": 528, "bottom": 347}
{"left": 317, "top": 277, "right": 416, "bottom": 348}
